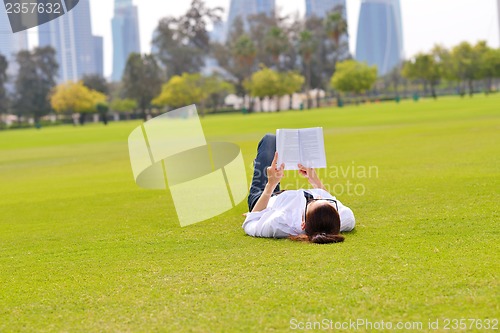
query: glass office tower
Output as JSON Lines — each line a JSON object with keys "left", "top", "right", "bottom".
{"left": 93, "top": 36, "right": 104, "bottom": 77}
{"left": 355, "top": 0, "right": 404, "bottom": 76}
{"left": 112, "top": 0, "right": 141, "bottom": 82}
{"left": 226, "top": 0, "right": 275, "bottom": 39}
{"left": 305, "top": 0, "right": 347, "bottom": 19}
{"left": 497, "top": 0, "right": 500, "bottom": 46}
{"left": 38, "top": 0, "right": 100, "bottom": 82}
{"left": 0, "top": 8, "right": 29, "bottom": 77}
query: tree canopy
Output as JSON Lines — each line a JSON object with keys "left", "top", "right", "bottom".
{"left": 330, "top": 60, "right": 377, "bottom": 95}
{"left": 152, "top": 73, "right": 206, "bottom": 109}
{"left": 50, "top": 81, "right": 106, "bottom": 115}
{"left": 13, "top": 47, "right": 58, "bottom": 122}
{"left": 122, "top": 53, "right": 163, "bottom": 120}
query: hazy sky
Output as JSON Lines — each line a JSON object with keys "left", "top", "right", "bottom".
{"left": 26, "top": 0, "right": 500, "bottom": 78}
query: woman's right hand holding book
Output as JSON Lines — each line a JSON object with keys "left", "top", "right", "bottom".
{"left": 298, "top": 164, "right": 325, "bottom": 191}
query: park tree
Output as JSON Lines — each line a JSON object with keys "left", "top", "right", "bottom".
{"left": 0, "top": 54, "right": 8, "bottom": 126}
{"left": 244, "top": 67, "right": 280, "bottom": 111}
{"left": 277, "top": 71, "right": 305, "bottom": 110}
{"left": 304, "top": 7, "right": 350, "bottom": 107}
{"left": 330, "top": 60, "right": 377, "bottom": 101}
{"left": 245, "top": 67, "right": 303, "bottom": 111}
{"left": 479, "top": 47, "right": 500, "bottom": 93}
{"left": 82, "top": 74, "right": 109, "bottom": 95}
{"left": 122, "top": 53, "right": 163, "bottom": 120}
{"left": 13, "top": 47, "right": 58, "bottom": 124}
{"left": 203, "top": 75, "right": 235, "bottom": 112}
{"left": 324, "top": 9, "right": 348, "bottom": 49}
{"left": 298, "top": 30, "right": 317, "bottom": 108}
{"left": 110, "top": 98, "right": 137, "bottom": 114}
{"left": 247, "top": 12, "right": 280, "bottom": 67}
{"left": 153, "top": 0, "right": 222, "bottom": 78}
{"left": 402, "top": 53, "right": 441, "bottom": 98}
{"left": 450, "top": 41, "right": 482, "bottom": 96}
{"left": 50, "top": 81, "right": 106, "bottom": 125}
{"left": 152, "top": 73, "right": 206, "bottom": 110}
{"left": 232, "top": 34, "right": 257, "bottom": 71}
{"left": 383, "top": 65, "right": 406, "bottom": 99}
{"left": 96, "top": 102, "right": 109, "bottom": 125}
{"left": 211, "top": 19, "right": 255, "bottom": 99}
{"left": 264, "top": 26, "right": 289, "bottom": 69}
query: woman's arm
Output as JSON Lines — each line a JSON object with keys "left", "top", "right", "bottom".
{"left": 251, "top": 152, "right": 285, "bottom": 212}
{"left": 298, "top": 164, "right": 326, "bottom": 190}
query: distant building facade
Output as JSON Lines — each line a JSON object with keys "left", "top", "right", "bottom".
{"left": 305, "top": 0, "right": 347, "bottom": 19}
{"left": 93, "top": 36, "right": 104, "bottom": 77}
{"left": 497, "top": 0, "right": 500, "bottom": 46}
{"left": 355, "top": 0, "right": 404, "bottom": 76}
{"left": 0, "top": 8, "right": 29, "bottom": 78}
{"left": 226, "top": 0, "right": 275, "bottom": 39}
{"left": 112, "top": 0, "right": 141, "bottom": 82}
{"left": 38, "top": 0, "right": 102, "bottom": 82}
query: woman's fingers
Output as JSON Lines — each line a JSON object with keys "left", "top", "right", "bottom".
{"left": 271, "top": 151, "right": 278, "bottom": 167}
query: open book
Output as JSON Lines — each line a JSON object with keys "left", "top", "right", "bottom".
{"left": 276, "top": 127, "right": 327, "bottom": 170}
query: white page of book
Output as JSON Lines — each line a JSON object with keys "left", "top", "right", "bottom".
{"left": 299, "top": 127, "right": 326, "bottom": 169}
{"left": 276, "top": 127, "right": 326, "bottom": 170}
{"left": 276, "top": 129, "right": 301, "bottom": 170}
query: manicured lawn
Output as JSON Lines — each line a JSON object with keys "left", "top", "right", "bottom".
{"left": 0, "top": 95, "right": 498, "bottom": 332}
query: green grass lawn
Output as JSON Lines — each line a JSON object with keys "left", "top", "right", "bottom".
{"left": 1, "top": 95, "right": 499, "bottom": 332}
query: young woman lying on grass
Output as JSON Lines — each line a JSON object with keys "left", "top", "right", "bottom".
{"left": 242, "top": 134, "right": 355, "bottom": 244}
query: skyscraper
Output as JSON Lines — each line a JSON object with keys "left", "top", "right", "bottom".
{"left": 497, "top": 0, "right": 500, "bottom": 46}
{"left": 93, "top": 36, "right": 104, "bottom": 77}
{"left": 38, "top": 0, "right": 101, "bottom": 82}
{"left": 112, "top": 0, "right": 141, "bottom": 82}
{"left": 226, "top": 0, "right": 275, "bottom": 38}
{"left": 0, "top": 8, "right": 28, "bottom": 77}
{"left": 355, "top": 0, "right": 404, "bottom": 76}
{"left": 305, "top": 0, "right": 347, "bottom": 19}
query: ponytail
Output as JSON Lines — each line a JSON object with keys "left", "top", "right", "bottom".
{"left": 288, "top": 233, "right": 344, "bottom": 244}
{"left": 310, "top": 232, "right": 344, "bottom": 244}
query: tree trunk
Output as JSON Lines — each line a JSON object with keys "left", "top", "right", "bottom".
{"left": 275, "top": 96, "right": 280, "bottom": 112}
{"left": 289, "top": 94, "right": 293, "bottom": 110}
{"left": 141, "top": 108, "right": 147, "bottom": 121}
{"left": 79, "top": 113, "right": 86, "bottom": 125}
{"left": 315, "top": 89, "right": 321, "bottom": 109}
{"left": 486, "top": 78, "right": 492, "bottom": 95}
{"left": 101, "top": 113, "right": 108, "bottom": 125}
{"left": 306, "top": 62, "right": 311, "bottom": 109}
{"left": 468, "top": 80, "right": 474, "bottom": 97}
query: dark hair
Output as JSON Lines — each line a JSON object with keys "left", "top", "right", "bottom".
{"left": 289, "top": 201, "right": 345, "bottom": 244}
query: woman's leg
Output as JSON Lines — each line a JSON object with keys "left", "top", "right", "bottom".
{"left": 247, "top": 134, "right": 281, "bottom": 211}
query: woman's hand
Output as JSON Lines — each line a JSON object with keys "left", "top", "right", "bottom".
{"left": 298, "top": 164, "right": 325, "bottom": 190}
{"left": 251, "top": 152, "right": 284, "bottom": 213}
{"left": 267, "top": 152, "right": 285, "bottom": 187}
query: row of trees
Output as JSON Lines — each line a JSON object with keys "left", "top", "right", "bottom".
{"left": 0, "top": 47, "right": 58, "bottom": 124}
{"left": 402, "top": 41, "right": 500, "bottom": 98}
{"left": 1, "top": 0, "right": 499, "bottom": 128}
{"left": 152, "top": 0, "right": 350, "bottom": 109}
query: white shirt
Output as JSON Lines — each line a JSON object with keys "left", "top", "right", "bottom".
{"left": 242, "top": 189, "right": 355, "bottom": 238}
